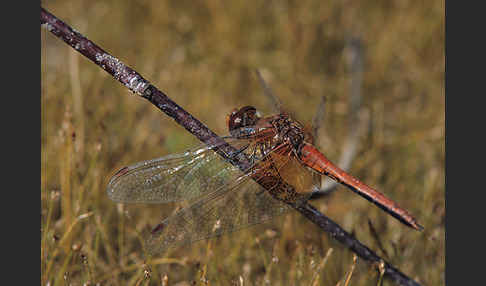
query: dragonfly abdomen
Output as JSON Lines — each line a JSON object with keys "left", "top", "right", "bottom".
{"left": 299, "top": 143, "right": 423, "bottom": 231}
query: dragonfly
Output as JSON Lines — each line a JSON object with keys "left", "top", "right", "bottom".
{"left": 107, "top": 105, "right": 422, "bottom": 255}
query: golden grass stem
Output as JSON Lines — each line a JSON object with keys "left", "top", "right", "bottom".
{"left": 45, "top": 212, "right": 94, "bottom": 280}
{"left": 41, "top": 190, "right": 58, "bottom": 285}
{"left": 376, "top": 260, "right": 386, "bottom": 286}
{"left": 60, "top": 108, "right": 74, "bottom": 252}
{"left": 53, "top": 250, "right": 73, "bottom": 286}
{"left": 310, "top": 248, "right": 334, "bottom": 286}
{"left": 69, "top": 48, "right": 85, "bottom": 157}
{"left": 343, "top": 254, "right": 358, "bottom": 286}
{"left": 117, "top": 203, "right": 126, "bottom": 267}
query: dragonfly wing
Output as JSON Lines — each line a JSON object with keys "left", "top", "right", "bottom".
{"left": 107, "top": 138, "right": 249, "bottom": 204}
{"left": 145, "top": 171, "right": 292, "bottom": 255}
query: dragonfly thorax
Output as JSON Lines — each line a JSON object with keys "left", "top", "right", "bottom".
{"left": 227, "top": 106, "right": 308, "bottom": 156}
{"left": 268, "top": 113, "right": 306, "bottom": 155}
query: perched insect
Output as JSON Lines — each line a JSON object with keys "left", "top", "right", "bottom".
{"left": 107, "top": 106, "right": 422, "bottom": 255}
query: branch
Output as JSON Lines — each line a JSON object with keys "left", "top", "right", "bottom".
{"left": 255, "top": 69, "right": 282, "bottom": 113}
{"left": 41, "top": 7, "right": 421, "bottom": 286}
{"left": 311, "top": 96, "right": 327, "bottom": 142}
{"left": 310, "top": 36, "right": 367, "bottom": 199}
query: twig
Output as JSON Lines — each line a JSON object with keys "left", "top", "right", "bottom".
{"left": 311, "top": 96, "right": 327, "bottom": 142}
{"left": 368, "top": 219, "right": 390, "bottom": 259}
{"left": 310, "top": 36, "right": 366, "bottom": 199}
{"left": 41, "top": 8, "right": 421, "bottom": 286}
{"left": 297, "top": 204, "right": 420, "bottom": 286}
{"left": 40, "top": 7, "right": 250, "bottom": 170}
{"left": 255, "top": 69, "right": 281, "bottom": 113}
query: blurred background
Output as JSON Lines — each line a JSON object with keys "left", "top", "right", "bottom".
{"left": 41, "top": 0, "right": 444, "bottom": 285}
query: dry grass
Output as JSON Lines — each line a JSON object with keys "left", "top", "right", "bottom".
{"left": 41, "top": 1, "right": 444, "bottom": 285}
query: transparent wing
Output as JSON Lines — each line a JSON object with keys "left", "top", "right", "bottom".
{"left": 107, "top": 137, "right": 250, "bottom": 204}
{"left": 145, "top": 171, "right": 292, "bottom": 255}
{"left": 145, "top": 153, "right": 314, "bottom": 256}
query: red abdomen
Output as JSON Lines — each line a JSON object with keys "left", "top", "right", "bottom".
{"left": 299, "top": 143, "right": 423, "bottom": 231}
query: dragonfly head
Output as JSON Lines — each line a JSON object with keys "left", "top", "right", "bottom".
{"left": 227, "top": 106, "right": 262, "bottom": 136}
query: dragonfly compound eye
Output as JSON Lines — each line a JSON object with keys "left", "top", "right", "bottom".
{"left": 227, "top": 106, "right": 261, "bottom": 133}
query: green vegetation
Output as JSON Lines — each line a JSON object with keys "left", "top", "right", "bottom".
{"left": 41, "top": 1, "right": 444, "bottom": 285}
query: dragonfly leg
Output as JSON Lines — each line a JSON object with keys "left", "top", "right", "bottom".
{"left": 227, "top": 143, "right": 251, "bottom": 161}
